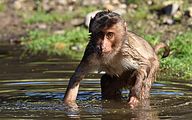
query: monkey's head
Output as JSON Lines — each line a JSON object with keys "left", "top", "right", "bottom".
{"left": 89, "top": 10, "right": 127, "bottom": 59}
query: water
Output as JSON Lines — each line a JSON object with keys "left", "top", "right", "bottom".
{"left": 0, "top": 45, "right": 192, "bottom": 119}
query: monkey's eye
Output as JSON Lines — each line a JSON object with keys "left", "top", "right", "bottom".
{"left": 106, "top": 33, "right": 114, "bottom": 39}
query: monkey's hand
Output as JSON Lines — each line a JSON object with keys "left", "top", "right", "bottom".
{"left": 127, "top": 96, "right": 139, "bottom": 108}
{"left": 64, "top": 101, "right": 79, "bottom": 111}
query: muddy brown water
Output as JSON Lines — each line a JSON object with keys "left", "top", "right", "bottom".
{"left": 0, "top": 44, "right": 192, "bottom": 119}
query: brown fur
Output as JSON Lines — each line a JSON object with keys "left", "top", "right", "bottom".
{"left": 63, "top": 11, "right": 170, "bottom": 105}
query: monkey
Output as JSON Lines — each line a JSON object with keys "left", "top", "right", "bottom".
{"left": 63, "top": 10, "right": 169, "bottom": 106}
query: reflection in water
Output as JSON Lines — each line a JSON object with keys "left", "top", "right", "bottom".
{"left": 0, "top": 45, "right": 192, "bottom": 119}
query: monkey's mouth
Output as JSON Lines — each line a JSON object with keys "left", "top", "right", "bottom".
{"left": 101, "top": 51, "right": 111, "bottom": 56}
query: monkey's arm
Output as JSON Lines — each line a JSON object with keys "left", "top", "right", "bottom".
{"left": 128, "top": 60, "right": 151, "bottom": 105}
{"left": 63, "top": 44, "right": 97, "bottom": 104}
{"left": 63, "top": 62, "right": 89, "bottom": 104}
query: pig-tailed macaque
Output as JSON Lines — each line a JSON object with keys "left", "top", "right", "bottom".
{"left": 63, "top": 10, "right": 169, "bottom": 105}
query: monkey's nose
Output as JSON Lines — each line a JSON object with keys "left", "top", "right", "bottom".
{"left": 95, "top": 45, "right": 102, "bottom": 54}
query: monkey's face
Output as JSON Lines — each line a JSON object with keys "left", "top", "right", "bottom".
{"left": 91, "top": 22, "right": 125, "bottom": 58}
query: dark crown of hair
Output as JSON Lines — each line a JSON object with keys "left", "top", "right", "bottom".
{"left": 89, "top": 10, "right": 123, "bottom": 32}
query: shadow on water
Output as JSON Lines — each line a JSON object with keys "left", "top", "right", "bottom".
{"left": 0, "top": 44, "right": 192, "bottom": 119}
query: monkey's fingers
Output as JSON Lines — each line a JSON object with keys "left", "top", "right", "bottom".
{"left": 64, "top": 101, "right": 79, "bottom": 111}
{"left": 127, "top": 96, "right": 139, "bottom": 108}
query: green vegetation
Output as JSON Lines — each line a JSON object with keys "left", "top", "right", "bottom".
{"left": 0, "top": 3, "right": 6, "bottom": 12}
{"left": 24, "top": 12, "right": 75, "bottom": 24}
{"left": 26, "top": 26, "right": 89, "bottom": 45}
{"left": 126, "top": 0, "right": 145, "bottom": 4}
{"left": 79, "top": 5, "right": 99, "bottom": 15}
{"left": 144, "top": 33, "right": 192, "bottom": 79}
{"left": 17, "top": 5, "right": 99, "bottom": 24}
{"left": 22, "top": 26, "right": 89, "bottom": 58}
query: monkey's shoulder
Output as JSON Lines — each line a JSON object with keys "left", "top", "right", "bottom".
{"left": 126, "top": 31, "right": 151, "bottom": 45}
{"left": 125, "top": 31, "right": 156, "bottom": 59}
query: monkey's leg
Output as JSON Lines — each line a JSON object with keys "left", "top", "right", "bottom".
{"left": 101, "top": 74, "right": 126, "bottom": 99}
{"left": 137, "top": 78, "right": 151, "bottom": 100}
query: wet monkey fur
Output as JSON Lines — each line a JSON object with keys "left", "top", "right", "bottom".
{"left": 63, "top": 11, "right": 169, "bottom": 105}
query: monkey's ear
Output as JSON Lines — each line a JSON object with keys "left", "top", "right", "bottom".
{"left": 89, "top": 17, "right": 95, "bottom": 33}
{"left": 123, "top": 21, "right": 127, "bottom": 31}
